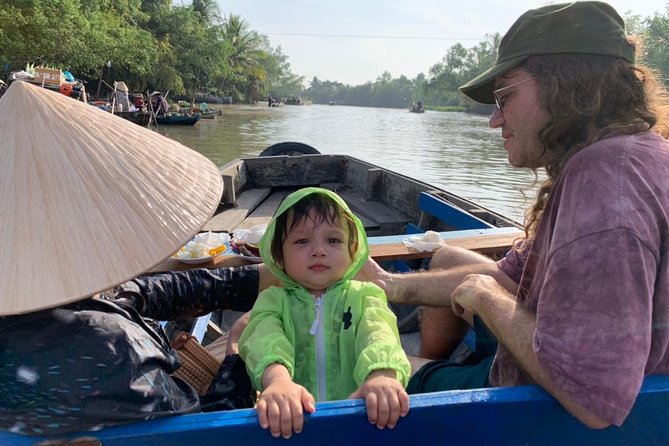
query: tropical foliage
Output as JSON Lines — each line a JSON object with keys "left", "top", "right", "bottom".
{"left": 306, "top": 7, "right": 669, "bottom": 112}
{"left": 0, "top": 0, "right": 300, "bottom": 103}
{"left": 1, "top": 2, "right": 667, "bottom": 110}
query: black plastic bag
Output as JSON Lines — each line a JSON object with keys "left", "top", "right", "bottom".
{"left": 199, "top": 354, "right": 256, "bottom": 411}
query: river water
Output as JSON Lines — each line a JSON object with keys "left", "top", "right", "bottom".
{"left": 157, "top": 104, "right": 540, "bottom": 223}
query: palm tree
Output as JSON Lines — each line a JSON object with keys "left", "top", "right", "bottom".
{"left": 220, "top": 14, "right": 267, "bottom": 102}
{"left": 192, "top": 0, "right": 221, "bottom": 25}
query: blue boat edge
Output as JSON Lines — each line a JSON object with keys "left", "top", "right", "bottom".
{"left": 3, "top": 375, "right": 667, "bottom": 445}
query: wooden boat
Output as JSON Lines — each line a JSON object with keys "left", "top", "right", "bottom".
{"left": 285, "top": 96, "right": 312, "bottom": 105}
{"left": 114, "top": 110, "right": 151, "bottom": 126}
{"left": 4, "top": 145, "right": 667, "bottom": 445}
{"left": 200, "top": 109, "right": 223, "bottom": 119}
{"left": 201, "top": 152, "right": 519, "bottom": 239}
{"left": 156, "top": 112, "right": 201, "bottom": 125}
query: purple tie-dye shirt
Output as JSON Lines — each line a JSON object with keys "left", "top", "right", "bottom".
{"left": 494, "top": 131, "right": 669, "bottom": 426}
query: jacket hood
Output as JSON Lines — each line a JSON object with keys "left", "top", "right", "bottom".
{"left": 259, "top": 187, "right": 368, "bottom": 290}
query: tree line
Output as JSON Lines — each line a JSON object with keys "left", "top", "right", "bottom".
{"left": 306, "top": 6, "right": 669, "bottom": 112}
{"left": 1, "top": 1, "right": 667, "bottom": 111}
{"left": 0, "top": 0, "right": 304, "bottom": 103}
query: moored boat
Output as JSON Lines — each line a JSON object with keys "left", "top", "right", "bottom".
{"left": 200, "top": 109, "right": 223, "bottom": 119}
{"left": 114, "top": 110, "right": 151, "bottom": 126}
{"left": 156, "top": 112, "right": 201, "bottom": 125}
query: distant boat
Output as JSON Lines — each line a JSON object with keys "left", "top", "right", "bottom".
{"left": 114, "top": 110, "right": 151, "bottom": 126}
{"left": 200, "top": 109, "right": 222, "bottom": 119}
{"left": 156, "top": 112, "right": 201, "bottom": 125}
{"left": 284, "top": 96, "right": 312, "bottom": 105}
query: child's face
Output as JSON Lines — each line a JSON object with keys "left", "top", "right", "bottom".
{"left": 282, "top": 210, "right": 353, "bottom": 296}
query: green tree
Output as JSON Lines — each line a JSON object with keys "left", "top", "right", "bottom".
{"left": 259, "top": 41, "right": 304, "bottom": 99}
{"left": 0, "top": 0, "right": 158, "bottom": 96}
{"left": 642, "top": 7, "right": 669, "bottom": 85}
{"left": 306, "top": 77, "right": 345, "bottom": 104}
{"left": 220, "top": 14, "right": 266, "bottom": 102}
{"left": 424, "top": 33, "right": 499, "bottom": 112}
{"left": 192, "top": 0, "right": 222, "bottom": 25}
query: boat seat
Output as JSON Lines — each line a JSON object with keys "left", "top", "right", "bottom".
{"left": 203, "top": 188, "right": 272, "bottom": 232}
{"left": 231, "top": 189, "right": 291, "bottom": 231}
{"left": 335, "top": 190, "right": 412, "bottom": 236}
{"left": 368, "top": 227, "right": 522, "bottom": 261}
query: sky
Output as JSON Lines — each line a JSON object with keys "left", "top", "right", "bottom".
{"left": 213, "top": 0, "right": 668, "bottom": 86}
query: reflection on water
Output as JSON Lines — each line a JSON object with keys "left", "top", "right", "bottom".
{"left": 158, "top": 104, "right": 542, "bottom": 223}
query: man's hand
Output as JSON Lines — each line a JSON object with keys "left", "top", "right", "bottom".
{"left": 450, "top": 273, "right": 508, "bottom": 316}
{"left": 354, "top": 257, "right": 393, "bottom": 291}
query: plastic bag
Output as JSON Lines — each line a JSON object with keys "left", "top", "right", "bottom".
{"left": 232, "top": 224, "right": 267, "bottom": 245}
{"left": 402, "top": 230, "right": 445, "bottom": 252}
{"left": 193, "top": 231, "right": 230, "bottom": 247}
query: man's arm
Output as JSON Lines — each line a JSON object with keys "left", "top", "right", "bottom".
{"left": 451, "top": 274, "right": 610, "bottom": 429}
{"left": 358, "top": 258, "right": 517, "bottom": 306}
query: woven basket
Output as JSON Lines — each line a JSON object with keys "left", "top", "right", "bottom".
{"left": 172, "top": 332, "right": 221, "bottom": 396}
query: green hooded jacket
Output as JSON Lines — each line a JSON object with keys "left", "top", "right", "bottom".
{"left": 239, "top": 187, "right": 410, "bottom": 401}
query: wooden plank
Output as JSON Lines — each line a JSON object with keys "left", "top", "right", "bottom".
{"left": 202, "top": 188, "right": 271, "bottom": 232}
{"left": 369, "top": 230, "right": 523, "bottom": 261}
{"left": 337, "top": 190, "right": 411, "bottom": 234}
{"left": 147, "top": 251, "right": 261, "bottom": 274}
{"left": 365, "top": 168, "right": 383, "bottom": 201}
{"left": 233, "top": 189, "right": 291, "bottom": 231}
{"left": 244, "top": 155, "right": 347, "bottom": 188}
{"left": 221, "top": 175, "right": 236, "bottom": 205}
{"left": 318, "top": 183, "right": 378, "bottom": 231}
{"left": 229, "top": 188, "right": 383, "bottom": 233}
{"left": 355, "top": 214, "right": 379, "bottom": 232}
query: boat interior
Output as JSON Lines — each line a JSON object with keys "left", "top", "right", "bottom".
{"left": 204, "top": 154, "right": 520, "bottom": 237}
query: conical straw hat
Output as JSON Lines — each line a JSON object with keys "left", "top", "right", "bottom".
{"left": 114, "top": 81, "right": 129, "bottom": 92}
{"left": 0, "top": 81, "right": 223, "bottom": 315}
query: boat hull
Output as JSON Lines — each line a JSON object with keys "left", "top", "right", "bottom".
{"left": 156, "top": 113, "right": 201, "bottom": 125}
{"left": 114, "top": 110, "right": 151, "bottom": 126}
{"left": 2, "top": 376, "right": 667, "bottom": 445}
{"left": 205, "top": 154, "right": 519, "bottom": 239}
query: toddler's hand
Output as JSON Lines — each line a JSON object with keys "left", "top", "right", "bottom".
{"left": 257, "top": 376, "right": 316, "bottom": 439}
{"left": 349, "top": 369, "right": 409, "bottom": 429}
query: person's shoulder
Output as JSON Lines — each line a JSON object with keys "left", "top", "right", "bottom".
{"left": 576, "top": 131, "right": 669, "bottom": 160}
{"left": 563, "top": 131, "right": 669, "bottom": 181}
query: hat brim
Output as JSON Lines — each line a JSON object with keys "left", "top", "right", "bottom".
{"left": 0, "top": 82, "right": 223, "bottom": 316}
{"left": 459, "top": 55, "right": 527, "bottom": 104}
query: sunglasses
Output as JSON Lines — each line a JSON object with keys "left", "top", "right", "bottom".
{"left": 493, "top": 77, "right": 534, "bottom": 113}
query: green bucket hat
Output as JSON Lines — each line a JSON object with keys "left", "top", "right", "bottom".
{"left": 460, "top": 1, "right": 635, "bottom": 104}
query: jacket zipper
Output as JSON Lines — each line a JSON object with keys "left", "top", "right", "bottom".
{"left": 309, "top": 295, "right": 326, "bottom": 401}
